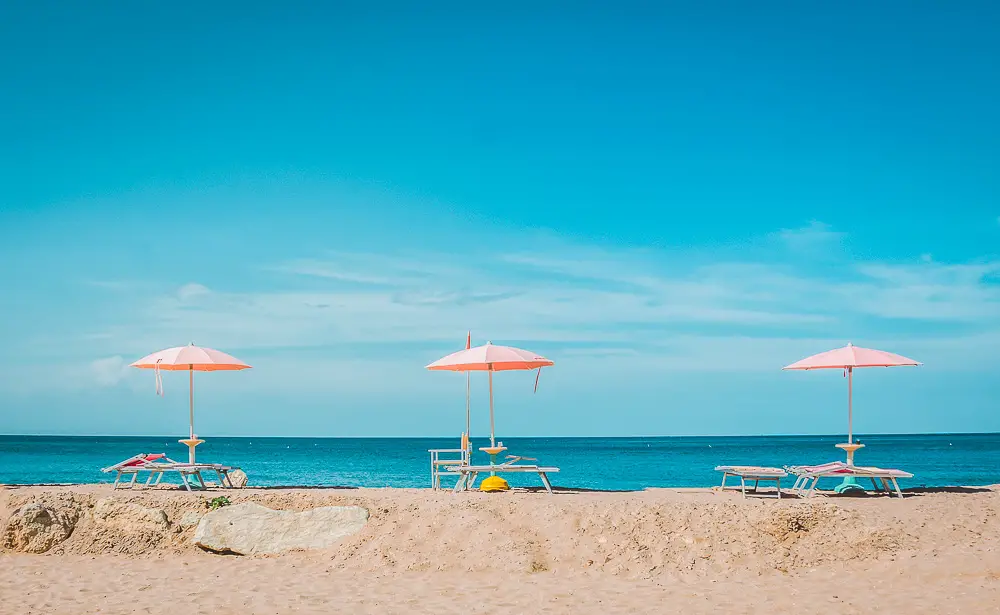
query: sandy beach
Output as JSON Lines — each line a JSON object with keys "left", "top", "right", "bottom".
{"left": 2, "top": 485, "right": 999, "bottom": 614}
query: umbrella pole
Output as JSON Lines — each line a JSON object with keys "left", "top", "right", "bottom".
{"left": 835, "top": 367, "right": 864, "bottom": 492}
{"left": 466, "top": 372, "right": 470, "bottom": 446}
{"left": 488, "top": 369, "right": 495, "bottom": 448}
{"left": 189, "top": 367, "right": 195, "bottom": 441}
{"left": 847, "top": 367, "right": 853, "bottom": 445}
{"left": 178, "top": 366, "right": 203, "bottom": 465}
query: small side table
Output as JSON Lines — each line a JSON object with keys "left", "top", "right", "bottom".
{"left": 478, "top": 445, "right": 509, "bottom": 491}
{"left": 179, "top": 437, "right": 205, "bottom": 464}
{"left": 834, "top": 442, "right": 866, "bottom": 493}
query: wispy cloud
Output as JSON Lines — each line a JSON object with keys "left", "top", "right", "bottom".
{"left": 177, "top": 283, "right": 211, "bottom": 301}
{"left": 774, "top": 220, "right": 845, "bottom": 252}
{"left": 12, "top": 222, "right": 1000, "bottom": 396}
{"left": 76, "top": 226, "right": 997, "bottom": 351}
{"left": 89, "top": 355, "right": 131, "bottom": 387}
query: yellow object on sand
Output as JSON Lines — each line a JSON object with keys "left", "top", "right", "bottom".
{"left": 480, "top": 476, "right": 510, "bottom": 492}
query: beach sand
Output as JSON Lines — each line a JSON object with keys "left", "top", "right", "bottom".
{"left": 2, "top": 485, "right": 999, "bottom": 613}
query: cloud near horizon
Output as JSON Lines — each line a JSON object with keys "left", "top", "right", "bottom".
{"left": 23, "top": 222, "right": 992, "bottom": 393}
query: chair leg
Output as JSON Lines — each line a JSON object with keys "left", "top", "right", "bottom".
{"left": 753, "top": 479, "right": 759, "bottom": 493}
{"left": 128, "top": 472, "right": 139, "bottom": 489}
{"left": 775, "top": 477, "right": 781, "bottom": 499}
{"left": 539, "top": 472, "right": 553, "bottom": 494}
{"left": 891, "top": 478, "right": 903, "bottom": 498}
{"left": 740, "top": 476, "right": 747, "bottom": 499}
{"left": 791, "top": 475, "right": 804, "bottom": 492}
{"left": 806, "top": 477, "right": 819, "bottom": 498}
{"left": 720, "top": 472, "right": 729, "bottom": 492}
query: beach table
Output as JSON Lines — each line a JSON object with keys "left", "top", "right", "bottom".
{"left": 715, "top": 466, "right": 787, "bottom": 499}
{"left": 452, "top": 465, "right": 560, "bottom": 494}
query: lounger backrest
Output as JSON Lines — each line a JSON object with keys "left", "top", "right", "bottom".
{"left": 101, "top": 454, "right": 148, "bottom": 472}
{"left": 803, "top": 461, "right": 848, "bottom": 473}
{"left": 101, "top": 453, "right": 169, "bottom": 472}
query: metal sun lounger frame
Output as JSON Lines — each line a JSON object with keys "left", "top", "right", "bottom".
{"left": 715, "top": 466, "right": 787, "bottom": 499}
{"left": 786, "top": 462, "right": 912, "bottom": 499}
{"left": 102, "top": 454, "right": 239, "bottom": 491}
{"left": 452, "top": 461, "right": 560, "bottom": 494}
{"left": 140, "top": 463, "right": 239, "bottom": 491}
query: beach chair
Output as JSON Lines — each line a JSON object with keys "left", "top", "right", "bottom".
{"left": 452, "top": 463, "right": 560, "bottom": 494}
{"left": 429, "top": 433, "right": 472, "bottom": 490}
{"left": 142, "top": 462, "right": 240, "bottom": 491}
{"left": 451, "top": 453, "right": 561, "bottom": 494}
{"left": 786, "top": 461, "right": 912, "bottom": 498}
{"left": 715, "top": 466, "right": 787, "bottom": 499}
{"left": 102, "top": 454, "right": 241, "bottom": 492}
{"left": 101, "top": 453, "right": 174, "bottom": 489}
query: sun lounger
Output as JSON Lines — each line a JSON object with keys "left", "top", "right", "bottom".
{"left": 452, "top": 464, "right": 560, "bottom": 494}
{"left": 715, "top": 466, "right": 787, "bottom": 499}
{"left": 101, "top": 453, "right": 173, "bottom": 489}
{"left": 786, "top": 461, "right": 912, "bottom": 498}
{"left": 102, "top": 454, "right": 240, "bottom": 491}
{"left": 142, "top": 462, "right": 240, "bottom": 491}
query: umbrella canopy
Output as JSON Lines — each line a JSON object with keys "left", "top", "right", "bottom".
{"left": 131, "top": 345, "right": 251, "bottom": 371}
{"left": 131, "top": 343, "right": 251, "bottom": 463}
{"left": 783, "top": 343, "right": 920, "bottom": 448}
{"left": 426, "top": 342, "right": 553, "bottom": 447}
{"left": 426, "top": 342, "right": 554, "bottom": 372}
{"left": 783, "top": 344, "right": 920, "bottom": 370}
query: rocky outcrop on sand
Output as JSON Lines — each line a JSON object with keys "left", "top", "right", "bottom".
{"left": 3, "top": 485, "right": 997, "bottom": 578}
{"left": 82, "top": 498, "right": 172, "bottom": 554}
{"left": 2, "top": 502, "right": 79, "bottom": 553}
{"left": 193, "top": 502, "right": 370, "bottom": 555}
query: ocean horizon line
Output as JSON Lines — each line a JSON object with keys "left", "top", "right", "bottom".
{"left": 1, "top": 431, "right": 997, "bottom": 440}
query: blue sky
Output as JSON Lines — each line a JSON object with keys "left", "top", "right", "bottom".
{"left": 1, "top": 2, "right": 998, "bottom": 438}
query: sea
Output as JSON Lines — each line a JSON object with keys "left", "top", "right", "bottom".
{"left": 0, "top": 434, "right": 997, "bottom": 490}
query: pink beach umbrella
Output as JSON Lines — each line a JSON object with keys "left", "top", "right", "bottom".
{"left": 427, "top": 342, "right": 553, "bottom": 447}
{"left": 131, "top": 343, "right": 252, "bottom": 463}
{"left": 783, "top": 343, "right": 921, "bottom": 454}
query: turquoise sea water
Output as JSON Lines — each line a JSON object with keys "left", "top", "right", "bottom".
{"left": 0, "top": 434, "right": 997, "bottom": 490}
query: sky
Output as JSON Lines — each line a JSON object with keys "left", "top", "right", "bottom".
{"left": 1, "top": 1, "right": 998, "bottom": 438}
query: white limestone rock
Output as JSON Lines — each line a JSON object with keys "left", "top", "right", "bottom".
{"left": 193, "top": 502, "right": 369, "bottom": 555}
{"left": 178, "top": 511, "right": 203, "bottom": 529}
{"left": 227, "top": 469, "right": 248, "bottom": 489}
